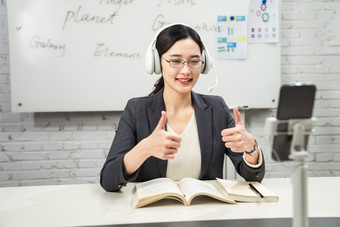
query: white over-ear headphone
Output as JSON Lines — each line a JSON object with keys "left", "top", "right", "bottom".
{"left": 145, "top": 23, "right": 213, "bottom": 75}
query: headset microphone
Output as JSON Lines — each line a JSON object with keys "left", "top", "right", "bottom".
{"left": 208, "top": 66, "right": 218, "bottom": 93}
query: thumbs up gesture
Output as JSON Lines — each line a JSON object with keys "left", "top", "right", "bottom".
{"left": 144, "top": 111, "right": 182, "bottom": 160}
{"left": 155, "top": 110, "right": 167, "bottom": 131}
{"left": 221, "top": 107, "right": 256, "bottom": 153}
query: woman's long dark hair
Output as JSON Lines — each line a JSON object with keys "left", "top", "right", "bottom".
{"left": 148, "top": 24, "right": 204, "bottom": 96}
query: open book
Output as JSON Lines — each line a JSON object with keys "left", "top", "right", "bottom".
{"left": 133, "top": 177, "right": 236, "bottom": 208}
{"left": 216, "top": 178, "right": 279, "bottom": 202}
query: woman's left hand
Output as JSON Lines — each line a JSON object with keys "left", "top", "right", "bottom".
{"left": 221, "top": 106, "right": 256, "bottom": 153}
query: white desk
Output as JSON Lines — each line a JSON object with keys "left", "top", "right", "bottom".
{"left": 0, "top": 177, "right": 339, "bottom": 227}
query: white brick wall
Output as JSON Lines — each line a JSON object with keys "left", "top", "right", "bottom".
{"left": 269, "top": 0, "right": 340, "bottom": 177}
{"left": 0, "top": 0, "right": 339, "bottom": 187}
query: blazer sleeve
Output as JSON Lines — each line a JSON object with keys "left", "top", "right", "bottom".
{"left": 219, "top": 97, "right": 265, "bottom": 182}
{"left": 100, "top": 99, "right": 141, "bottom": 192}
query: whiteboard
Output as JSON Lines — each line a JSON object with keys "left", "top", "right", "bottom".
{"left": 7, "top": 0, "right": 280, "bottom": 112}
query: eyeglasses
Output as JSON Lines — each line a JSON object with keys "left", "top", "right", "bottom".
{"left": 162, "top": 57, "right": 204, "bottom": 69}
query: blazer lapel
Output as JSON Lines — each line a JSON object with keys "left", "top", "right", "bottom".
{"left": 192, "top": 92, "right": 213, "bottom": 179}
{"left": 146, "top": 88, "right": 167, "bottom": 177}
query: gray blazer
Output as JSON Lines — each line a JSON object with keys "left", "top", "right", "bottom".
{"left": 100, "top": 88, "right": 265, "bottom": 192}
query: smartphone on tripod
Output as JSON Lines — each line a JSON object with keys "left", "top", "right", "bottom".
{"left": 272, "top": 84, "right": 316, "bottom": 161}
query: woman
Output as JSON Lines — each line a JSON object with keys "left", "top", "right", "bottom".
{"left": 100, "top": 24, "right": 264, "bottom": 192}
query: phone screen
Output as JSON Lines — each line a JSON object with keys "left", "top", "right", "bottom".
{"left": 272, "top": 84, "right": 316, "bottom": 161}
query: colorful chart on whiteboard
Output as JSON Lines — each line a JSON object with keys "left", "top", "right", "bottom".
{"left": 217, "top": 15, "right": 248, "bottom": 60}
{"left": 248, "top": 0, "right": 279, "bottom": 43}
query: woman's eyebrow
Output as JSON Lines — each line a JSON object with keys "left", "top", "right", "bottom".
{"left": 169, "top": 54, "right": 201, "bottom": 58}
{"left": 169, "top": 54, "right": 182, "bottom": 57}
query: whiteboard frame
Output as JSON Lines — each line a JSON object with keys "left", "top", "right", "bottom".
{"left": 7, "top": 0, "right": 281, "bottom": 112}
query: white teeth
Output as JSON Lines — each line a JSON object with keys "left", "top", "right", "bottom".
{"left": 178, "top": 79, "right": 190, "bottom": 82}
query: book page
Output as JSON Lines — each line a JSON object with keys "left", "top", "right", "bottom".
{"left": 216, "top": 178, "right": 279, "bottom": 200}
{"left": 136, "top": 178, "right": 182, "bottom": 199}
{"left": 178, "top": 178, "right": 226, "bottom": 201}
{"left": 221, "top": 180, "right": 258, "bottom": 196}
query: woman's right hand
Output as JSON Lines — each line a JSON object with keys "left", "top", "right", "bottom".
{"left": 123, "top": 111, "right": 182, "bottom": 176}
{"left": 143, "top": 111, "right": 182, "bottom": 160}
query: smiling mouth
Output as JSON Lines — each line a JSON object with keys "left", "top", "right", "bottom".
{"left": 177, "top": 78, "right": 192, "bottom": 82}
{"left": 176, "top": 78, "right": 192, "bottom": 85}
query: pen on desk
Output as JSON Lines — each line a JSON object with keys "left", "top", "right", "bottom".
{"left": 249, "top": 183, "right": 264, "bottom": 198}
